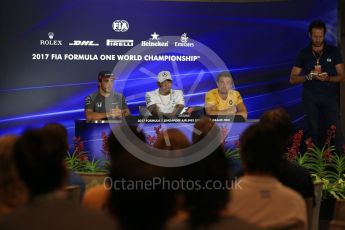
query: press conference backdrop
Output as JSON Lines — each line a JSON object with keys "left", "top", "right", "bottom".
{"left": 0, "top": 0, "right": 339, "bottom": 139}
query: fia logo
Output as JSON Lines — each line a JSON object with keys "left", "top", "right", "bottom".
{"left": 96, "top": 102, "right": 102, "bottom": 108}
{"left": 112, "top": 20, "right": 129, "bottom": 32}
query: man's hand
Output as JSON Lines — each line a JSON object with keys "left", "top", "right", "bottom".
{"left": 315, "top": 72, "right": 330, "bottom": 81}
{"left": 110, "top": 107, "right": 122, "bottom": 118}
{"left": 305, "top": 72, "right": 318, "bottom": 81}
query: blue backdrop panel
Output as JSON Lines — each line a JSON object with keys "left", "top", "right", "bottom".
{"left": 0, "top": 0, "right": 339, "bottom": 146}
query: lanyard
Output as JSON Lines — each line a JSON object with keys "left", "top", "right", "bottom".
{"left": 313, "top": 50, "right": 323, "bottom": 65}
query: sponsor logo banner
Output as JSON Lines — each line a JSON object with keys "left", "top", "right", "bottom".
{"left": 40, "top": 32, "right": 62, "bottom": 46}
{"left": 112, "top": 20, "right": 129, "bottom": 32}
{"left": 174, "top": 33, "right": 194, "bottom": 47}
{"left": 69, "top": 40, "right": 99, "bottom": 46}
{"left": 106, "top": 39, "right": 134, "bottom": 47}
{"left": 141, "top": 32, "right": 169, "bottom": 47}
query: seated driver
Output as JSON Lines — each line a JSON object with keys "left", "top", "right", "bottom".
{"left": 84, "top": 71, "right": 130, "bottom": 121}
{"left": 145, "top": 71, "right": 185, "bottom": 117}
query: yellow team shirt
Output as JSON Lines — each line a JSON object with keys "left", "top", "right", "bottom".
{"left": 205, "top": 88, "right": 243, "bottom": 113}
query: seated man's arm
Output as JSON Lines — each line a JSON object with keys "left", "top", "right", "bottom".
{"left": 147, "top": 104, "right": 184, "bottom": 117}
{"left": 236, "top": 102, "right": 247, "bottom": 120}
{"left": 205, "top": 91, "right": 218, "bottom": 115}
{"left": 205, "top": 91, "right": 247, "bottom": 118}
{"left": 122, "top": 108, "right": 131, "bottom": 117}
{"left": 147, "top": 104, "right": 160, "bottom": 116}
{"left": 205, "top": 104, "right": 220, "bottom": 115}
{"left": 205, "top": 92, "right": 232, "bottom": 115}
{"left": 171, "top": 104, "right": 184, "bottom": 116}
{"left": 170, "top": 90, "right": 185, "bottom": 116}
{"left": 85, "top": 109, "right": 124, "bottom": 120}
{"left": 145, "top": 92, "right": 160, "bottom": 116}
{"left": 85, "top": 94, "right": 109, "bottom": 121}
{"left": 85, "top": 109, "right": 108, "bottom": 121}
{"left": 120, "top": 95, "right": 131, "bottom": 117}
{"left": 84, "top": 94, "right": 121, "bottom": 121}
{"left": 206, "top": 107, "right": 236, "bottom": 115}
{"left": 235, "top": 92, "right": 247, "bottom": 119}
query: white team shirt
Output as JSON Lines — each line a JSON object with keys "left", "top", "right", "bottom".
{"left": 227, "top": 175, "right": 307, "bottom": 229}
{"left": 145, "top": 89, "right": 185, "bottom": 114}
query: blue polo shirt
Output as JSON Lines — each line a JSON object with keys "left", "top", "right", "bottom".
{"left": 294, "top": 43, "right": 343, "bottom": 96}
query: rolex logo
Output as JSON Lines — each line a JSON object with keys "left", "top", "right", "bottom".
{"left": 48, "top": 32, "right": 54, "bottom": 39}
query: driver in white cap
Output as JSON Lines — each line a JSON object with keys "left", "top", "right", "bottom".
{"left": 145, "top": 71, "right": 185, "bottom": 117}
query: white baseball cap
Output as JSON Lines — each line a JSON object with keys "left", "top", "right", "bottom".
{"left": 157, "top": 71, "right": 172, "bottom": 83}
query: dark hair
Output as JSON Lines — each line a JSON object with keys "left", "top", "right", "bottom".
{"left": 0, "top": 135, "right": 28, "bottom": 211}
{"left": 41, "top": 123, "right": 68, "bottom": 152}
{"left": 308, "top": 20, "right": 327, "bottom": 34}
{"left": 240, "top": 123, "right": 283, "bottom": 174}
{"left": 216, "top": 71, "right": 232, "bottom": 82}
{"left": 192, "top": 116, "right": 220, "bottom": 144}
{"left": 108, "top": 125, "right": 146, "bottom": 161}
{"left": 107, "top": 126, "right": 184, "bottom": 230}
{"left": 107, "top": 151, "right": 178, "bottom": 230}
{"left": 259, "top": 107, "right": 292, "bottom": 147}
{"left": 98, "top": 70, "right": 114, "bottom": 82}
{"left": 154, "top": 128, "right": 190, "bottom": 150}
{"left": 183, "top": 146, "right": 229, "bottom": 227}
{"left": 13, "top": 129, "right": 67, "bottom": 197}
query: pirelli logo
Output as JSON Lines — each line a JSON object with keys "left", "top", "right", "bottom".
{"left": 106, "top": 39, "right": 134, "bottom": 47}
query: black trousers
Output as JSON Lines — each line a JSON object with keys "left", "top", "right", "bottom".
{"left": 303, "top": 91, "right": 344, "bottom": 154}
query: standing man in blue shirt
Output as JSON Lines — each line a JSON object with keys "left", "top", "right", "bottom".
{"left": 290, "top": 20, "right": 345, "bottom": 153}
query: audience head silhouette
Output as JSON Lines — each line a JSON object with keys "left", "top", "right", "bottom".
{"left": 13, "top": 129, "right": 67, "bottom": 197}
{"left": 0, "top": 135, "right": 28, "bottom": 214}
{"left": 259, "top": 107, "right": 292, "bottom": 146}
{"left": 107, "top": 128, "right": 183, "bottom": 230}
{"left": 240, "top": 123, "right": 283, "bottom": 175}
{"left": 183, "top": 146, "right": 229, "bottom": 227}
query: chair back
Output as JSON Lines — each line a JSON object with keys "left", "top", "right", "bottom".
{"left": 310, "top": 182, "right": 323, "bottom": 230}
{"left": 333, "top": 199, "right": 345, "bottom": 221}
{"left": 269, "top": 220, "right": 305, "bottom": 230}
{"left": 305, "top": 197, "right": 313, "bottom": 230}
{"left": 64, "top": 185, "right": 80, "bottom": 203}
{"left": 329, "top": 220, "right": 345, "bottom": 230}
